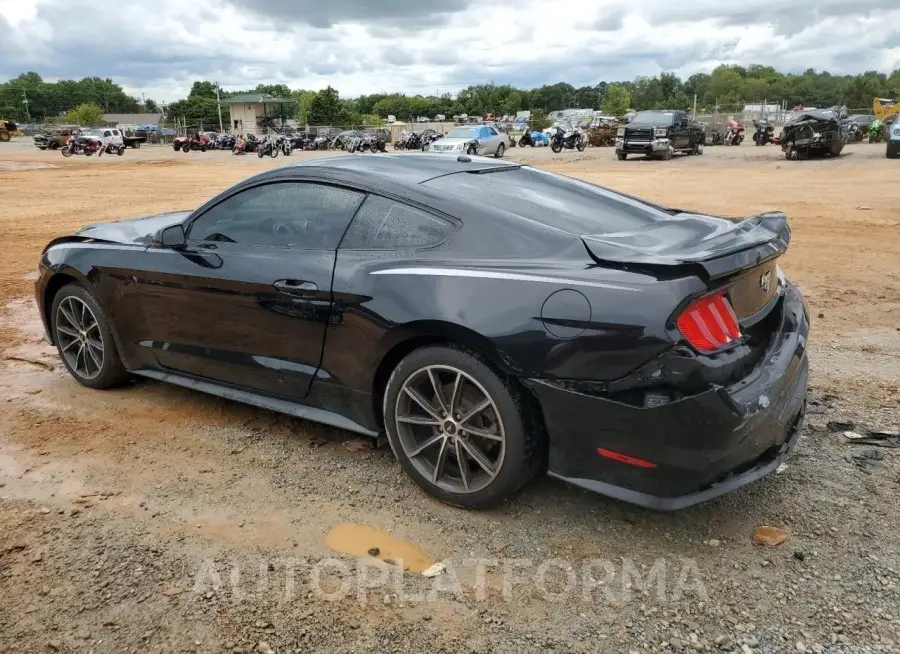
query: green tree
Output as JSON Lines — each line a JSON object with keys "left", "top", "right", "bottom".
{"left": 144, "top": 98, "right": 159, "bottom": 113}
{"left": 307, "top": 86, "right": 344, "bottom": 125}
{"left": 292, "top": 90, "right": 317, "bottom": 124}
{"left": 64, "top": 102, "right": 105, "bottom": 126}
{"left": 601, "top": 83, "right": 631, "bottom": 116}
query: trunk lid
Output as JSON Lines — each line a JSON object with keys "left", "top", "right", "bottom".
{"left": 581, "top": 211, "right": 790, "bottom": 281}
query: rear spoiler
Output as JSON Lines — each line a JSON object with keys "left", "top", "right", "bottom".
{"left": 581, "top": 212, "right": 790, "bottom": 280}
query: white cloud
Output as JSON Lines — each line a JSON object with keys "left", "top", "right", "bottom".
{"left": 1, "top": 0, "right": 899, "bottom": 102}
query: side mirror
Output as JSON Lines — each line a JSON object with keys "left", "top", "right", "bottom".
{"left": 155, "top": 224, "right": 186, "bottom": 249}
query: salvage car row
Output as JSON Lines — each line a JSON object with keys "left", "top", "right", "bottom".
{"left": 615, "top": 106, "right": 899, "bottom": 160}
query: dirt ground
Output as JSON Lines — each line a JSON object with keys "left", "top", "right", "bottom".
{"left": 1, "top": 138, "right": 899, "bottom": 654}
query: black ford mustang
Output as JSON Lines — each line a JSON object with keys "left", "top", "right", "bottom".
{"left": 35, "top": 154, "right": 809, "bottom": 510}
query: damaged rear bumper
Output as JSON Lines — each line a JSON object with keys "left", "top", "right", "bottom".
{"left": 525, "top": 282, "right": 810, "bottom": 511}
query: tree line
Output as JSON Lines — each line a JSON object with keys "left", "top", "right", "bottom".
{"left": 3, "top": 64, "right": 900, "bottom": 128}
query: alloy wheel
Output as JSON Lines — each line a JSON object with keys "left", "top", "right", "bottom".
{"left": 55, "top": 296, "right": 104, "bottom": 380}
{"left": 394, "top": 365, "right": 506, "bottom": 494}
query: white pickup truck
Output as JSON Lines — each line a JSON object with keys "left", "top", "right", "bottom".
{"left": 78, "top": 128, "right": 127, "bottom": 155}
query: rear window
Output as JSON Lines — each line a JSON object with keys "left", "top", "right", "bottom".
{"left": 421, "top": 167, "right": 674, "bottom": 235}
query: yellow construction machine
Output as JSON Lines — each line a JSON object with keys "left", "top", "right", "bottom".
{"left": 873, "top": 98, "right": 900, "bottom": 121}
{"left": 0, "top": 118, "right": 18, "bottom": 142}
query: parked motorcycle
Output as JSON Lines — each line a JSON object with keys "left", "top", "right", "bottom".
{"left": 360, "top": 131, "right": 387, "bottom": 153}
{"left": 61, "top": 136, "right": 103, "bottom": 157}
{"left": 276, "top": 135, "right": 293, "bottom": 156}
{"left": 869, "top": 120, "right": 884, "bottom": 143}
{"left": 232, "top": 135, "right": 247, "bottom": 155}
{"left": 104, "top": 143, "right": 126, "bottom": 156}
{"left": 256, "top": 136, "right": 279, "bottom": 158}
{"left": 724, "top": 119, "right": 745, "bottom": 146}
{"left": 753, "top": 120, "right": 775, "bottom": 146}
{"left": 419, "top": 129, "right": 443, "bottom": 151}
{"left": 549, "top": 125, "right": 586, "bottom": 153}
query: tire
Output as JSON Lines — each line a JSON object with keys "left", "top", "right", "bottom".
{"left": 575, "top": 137, "right": 586, "bottom": 152}
{"left": 617, "top": 152, "right": 627, "bottom": 160}
{"left": 134, "top": 142, "right": 141, "bottom": 149}
{"left": 495, "top": 142, "right": 505, "bottom": 158}
{"left": 660, "top": 146, "right": 673, "bottom": 161}
{"left": 49, "top": 142, "right": 59, "bottom": 150}
{"left": 50, "top": 283, "right": 130, "bottom": 390}
{"left": 383, "top": 344, "right": 544, "bottom": 509}
{"left": 116, "top": 147, "right": 124, "bottom": 156}
{"left": 0, "top": 131, "right": 10, "bottom": 142}
{"left": 550, "top": 141, "right": 562, "bottom": 153}
{"left": 466, "top": 143, "right": 477, "bottom": 155}
{"left": 173, "top": 144, "right": 180, "bottom": 152}
{"left": 888, "top": 144, "right": 899, "bottom": 159}
{"left": 61, "top": 146, "right": 73, "bottom": 158}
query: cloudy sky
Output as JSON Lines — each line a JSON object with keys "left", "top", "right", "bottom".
{"left": 2, "top": 0, "right": 899, "bottom": 102}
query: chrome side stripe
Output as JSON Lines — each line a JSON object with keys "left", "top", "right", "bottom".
{"left": 370, "top": 267, "right": 638, "bottom": 292}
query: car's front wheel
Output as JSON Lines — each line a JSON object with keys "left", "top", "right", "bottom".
{"left": 384, "top": 345, "right": 543, "bottom": 509}
{"left": 51, "top": 283, "right": 129, "bottom": 389}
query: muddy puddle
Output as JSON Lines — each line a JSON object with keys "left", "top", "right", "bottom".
{"left": 327, "top": 522, "right": 433, "bottom": 573}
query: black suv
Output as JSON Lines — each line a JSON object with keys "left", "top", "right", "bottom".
{"left": 616, "top": 110, "right": 705, "bottom": 160}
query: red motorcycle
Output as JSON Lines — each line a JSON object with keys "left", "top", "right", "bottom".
{"left": 232, "top": 135, "right": 247, "bottom": 155}
{"left": 724, "top": 119, "right": 745, "bottom": 146}
{"left": 61, "top": 136, "right": 103, "bottom": 157}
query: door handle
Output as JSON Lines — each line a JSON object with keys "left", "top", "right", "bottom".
{"left": 274, "top": 279, "right": 318, "bottom": 296}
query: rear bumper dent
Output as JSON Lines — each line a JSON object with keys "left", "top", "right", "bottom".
{"left": 527, "top": 281, "right": 810, "bottom": 510}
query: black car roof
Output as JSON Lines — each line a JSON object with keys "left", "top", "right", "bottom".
{"left": 261, "top": 153, "right": 520, "bottom": 186}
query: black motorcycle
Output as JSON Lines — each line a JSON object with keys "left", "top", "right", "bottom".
{"left": 518, "top": 131, "right": 534, "bottom": 147}
{"left": 549, "top": 125, "right": 586, "bottom": 153}
{"left": 753, "top": 120, "right": 775, "bottom": 146}
{"left": 243, "top": 134, "right": 260, "bottom": 153}
{"left": 419, "top": 129, "right": 443, "bottom": 151}
{"left": 256, "top": 137, "right": 279, "bottom": 158}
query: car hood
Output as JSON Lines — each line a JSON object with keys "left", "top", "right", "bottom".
{"left": 581, "top": 211, "right": 791, "bottom": 279}
{"left": 76, "top": 211, "right": 192, "bottom": 246}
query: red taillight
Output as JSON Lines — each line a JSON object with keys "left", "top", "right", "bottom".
{"left": 676, "top": 292, "right": 741, "bottom": 353}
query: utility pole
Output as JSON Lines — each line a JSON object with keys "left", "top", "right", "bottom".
{"left": 692, "top": 93, "right": 697, "bottom": 120}
{"left": 215, "top": 83, "right": 224, "bottom": 133}
{"left": 21, "top": 89, "right": 31, "bottom": 121}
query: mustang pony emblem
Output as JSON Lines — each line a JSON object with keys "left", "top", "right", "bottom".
{"left": 759, "top": 271, "right": 772, "bottom": 293}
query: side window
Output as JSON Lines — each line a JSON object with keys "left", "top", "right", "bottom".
{"left": 340, "top": 195, "right": 458, "bottom": 250}
{"left": 104, "top": 131, "right": 112, "bottom": 137}
{"left": 187, "top": 182, "right": 364, "bottom": 249}
{"left": 488, "top": 127, "right": 499, "bottom": 136}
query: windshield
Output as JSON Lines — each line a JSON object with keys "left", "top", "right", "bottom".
{"left": 423, "top": 167, "right": 674, "bottom": 235}
{"left": 446, "top": 127, "right": 479, "bottom": 139}
{"left": 630, "top": 111, "right": 675, "bottom": 126}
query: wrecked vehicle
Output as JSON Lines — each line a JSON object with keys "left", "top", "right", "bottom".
{"left": 35, "top": 155, "right": 808, "bottom": 511}
{"left": 779, "top": 108, "right": 848, "bottom": 160}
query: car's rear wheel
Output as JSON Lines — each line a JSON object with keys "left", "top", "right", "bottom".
{"left": 51, "top": 283, "right": 129, "bottom": 389}
{"left": 384, "top": 345, "right": 543, "bottom": 509}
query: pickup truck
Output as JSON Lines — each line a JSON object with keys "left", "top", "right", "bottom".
{"left": 615, "top": 110, "right": 705, "bottom": 160}
{"left": 34, "top": 126, "right": 80, "bottom": 150}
